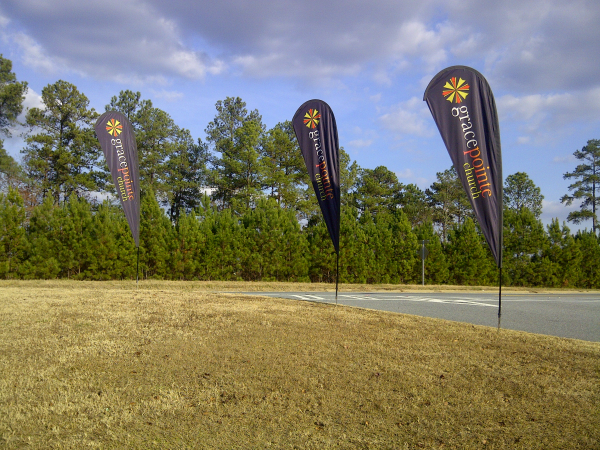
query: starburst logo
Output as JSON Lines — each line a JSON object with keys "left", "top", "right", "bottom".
{"left": 106, "top": 118, "right": 123, "bottom": 136}
{"left": 303, "top": 109, "right": 321, "bottom": 128}
{"left": 443, "top": 77, "right": 470, "bottom": 104}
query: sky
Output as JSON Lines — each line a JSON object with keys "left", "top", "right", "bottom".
{"left": 1, "top": 0, "right": 599, "bottom": 232}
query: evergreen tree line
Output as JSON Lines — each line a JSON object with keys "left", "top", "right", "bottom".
{"left": 1, "top": 56, "right": 600, "bottom": 287}
{"left": 1, "top": 186, "right": 600, "bottom": 287}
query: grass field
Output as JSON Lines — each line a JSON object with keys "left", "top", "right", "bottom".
{"left": 0, "top": 281, "right": 598, "bottom": 449}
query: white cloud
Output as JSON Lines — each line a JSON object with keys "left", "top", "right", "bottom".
{"left": 497, "top": 92, "right": 573, "bottom": 122}
{"left": 166, "top": 50, "right": 222, "bottom": 79}
{"left": 2, "top": 0, "right": 599, "bottom": 93}
{"left": 21, "top": 87, "right": 43, "bottom": 113}
{"left": 369, "top": 94, "right": 382, "bottom": 103}
{"left": 1, "top": 0, "right": 600, "bottom": 136}
{"left": 445, "top": 0, "right": 600, "bottom": 92}
{"left": 13, "top": 32, "right": 59, "bottom": 74}
{"left": 389, "top": 21, "right": 461, "bottom": 70}
{"left": 151, "top": 89, "right": 184, "bottom": 102}
{"left": 233, "top": 53, "right": 361, "bottom": 80}
{"left": 347, "top": 126, "right": 377, "bottom": 150}
{"left": 347, "top": 139, "right": 373, "bottom": 148}
{"left": 497, "top": 90, "right": 600, "bottom": 143}
{"left": 539, "top": 199, "right": 591, "bottom": 232}
{"left": 379, "top": 97, "right": 434, "bottom": 138}
{"left": 450, "top": 33, "right": 483, "bottom": 58}
{"left": 542, "top": 199, "right": 573, "bottom": 215}
{"left": 552, "top": 154, "right": 577, "bottom": 164}
{"left": 395, "top": 168, "right": 429, "bottom": 187}
{"left": 1, "top": 0, "right": 224, "bottom": 83}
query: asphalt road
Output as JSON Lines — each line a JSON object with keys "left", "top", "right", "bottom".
{"left": 242, "top": 291, "right": 600, "bottom": 342}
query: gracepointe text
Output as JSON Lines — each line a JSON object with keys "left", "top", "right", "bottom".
{"left": 452, "top": 106, "right": 492, "bottom": 200}
{"left": 111, "top": 138, "right": 134, "bottom": 202}
{"left": 309, "top": 130, "right": 334, "bottom": 201}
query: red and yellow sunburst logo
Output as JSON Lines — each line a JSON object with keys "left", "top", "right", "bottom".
{"left": 442, "top": 77, "right": 470, "bottom": 103}
{"left": 106, "top": 118, "right": 123, "bottom": 136}
{"left": 303, "top": 109, "right": 321, "bottom": 128}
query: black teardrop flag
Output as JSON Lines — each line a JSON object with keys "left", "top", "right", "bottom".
{"left": 424, "top": 66, "right": 503, "bottom": 267}
{"left": 292, "top": 99, "right": 341, "bottom": 253}
{"left": 95, "top": 111, "right": 140, "bottom": 248}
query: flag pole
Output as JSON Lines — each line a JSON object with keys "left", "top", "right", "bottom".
{"left": 497, "top": 266, "right": 502, "bottom": 330}
{"left": 335, "top": 251, "right": 339, "bottom": 305}
{"left": 136, "top": 246, "right": 140, "bottom": 287}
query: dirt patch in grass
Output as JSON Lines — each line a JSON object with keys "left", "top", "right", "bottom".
{"left": 0, "top": 281, "right": 598, "bottom": 449}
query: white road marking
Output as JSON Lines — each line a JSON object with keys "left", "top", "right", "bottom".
{"left": 290, "top": 294, "right": 325, "bottom": 301}
{"left": 338, "top": 295, "right": 373, "bottom": 300}
{"left": 339, "top": 294, "right": 496, "bottom": 308}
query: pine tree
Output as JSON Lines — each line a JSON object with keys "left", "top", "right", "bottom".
{"left": 171, "top": 209, "right": 205, "bottom": 280}
{"left": 445, "top": 218, "right": 496, "bottom": 286}
{"left": 354, "top": 166, "right": 402, "bottom": 216}
{"left": 575, "top": 231, "right": 600, "bottom": 288}
{"left": 387, "top": 210, "right": 419, "bottom": 284}
{"left": 164, "top": 133, "right": 210, "bottom": 223}
{"left": 60, "top": 196, "right": 94, "bottom": 279}
{"left": 426, "top": 167, "right": 471, "bottom": 241}
{"left": 205, "top": 97, "right": 263, "bottom": 210}
{"left": 22, "top": 196, "right": 61, "bottom": 279}
{"left": 87, "top": 202, "right": 136, "bottom": 280}
{"left": 136, "top": 107, "right": 182, "bottom": 200}
{"left": 543, "top": 220, "right": 582, "bottom": 287}
{"left": 105, "top": 90, "right": 152, "bottom": 126}
{"left": 0, "top": 141, "right": 26, "bottom": 192}
{"left": 560, "top": 139, "right": 600, "bottom": 234}
{"left": 338, "top": 206, "right": 368, "bottom": 283}
{"left": 139, "top": 189, "right": 172, "bottom": 279}
{"left": 24, "top": 197, "right": 91, "bottom": 279}
{"left": 231, "top": 119, "right": 265, "bottom": 211}
{"left": 504, "top": 172, "right": 544, "bottom": 218}
{"left": 502, "top": 208, "right": 548, "bottom": 286}
{"left": 241, "top": 199, "right": 307, "bottom": 281}
{"left": 196, "top": 201, "right": 246, "bottom": 280}
{"left": 359, "top": 209, "right": 387, "bottom": 283}
{"left": 0, "top": 55, "right": 28, "bottom": 137}
{"left": 396, "top": 184, "right": 433, "bottom": 228}
{"left": 261, "top": 121, "right": 307, "bottom": 212}
{"left": 22, "top": 80, "right": 100, "bottom": 204}
{"left": 306, "top": 217, "right": 338, "bottom": 283}
{"left": 0, "top": 188, "right": 28, "bottom": 278}
{"left": 277, "top": 205, "right": 309, "bottom": 281}
{"left": 0, "top": 139, "right": 36, "bottom": 214}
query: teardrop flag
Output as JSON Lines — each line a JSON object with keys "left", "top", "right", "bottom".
{"left": 423, "top": 66, "right": 503, "bottom": 267}
{"left": 95, "top": 111, "right": 140, "bottom": 248}
{"left": 292, "top": 99, "right": 341, "bottom": 253}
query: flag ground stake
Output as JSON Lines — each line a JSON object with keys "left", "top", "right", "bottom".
{"left": 498, "top": 266, "right": 502, "bottom": 331}
{"left": 335, "top": 252, "right": 339, "bottom": 305}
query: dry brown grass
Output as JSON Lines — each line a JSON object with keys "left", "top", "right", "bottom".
{"left": 0, "top": 279, "right": 594, "bottom": 293}
{"left": 0, "top": 281, "right": 598, "bottom": 449}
